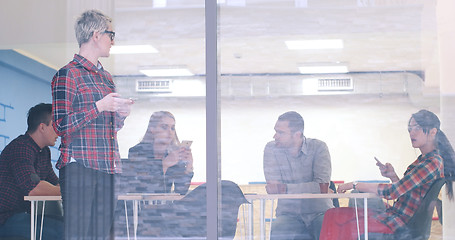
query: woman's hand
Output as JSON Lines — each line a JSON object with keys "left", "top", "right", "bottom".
{"left": 162, "top": 149, "right": 180, "bottom": 173}
{"left": 180, "top": 147, "right": 194, "bottom": 174}
{"left": 162, "top": 147, "right": 194, "bottom": 174}
{"left": 337, "top": 182, "right": 354, "bottom": 193}
{"left": 377, "top": 162, "right": 399, "bottom": 182}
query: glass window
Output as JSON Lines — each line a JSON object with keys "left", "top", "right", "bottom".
{"left": 1, "top": 0, "right": 454, "bottom": 239}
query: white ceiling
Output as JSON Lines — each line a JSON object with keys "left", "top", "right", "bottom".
{"left": 0, "top": 0, "right": 435, "bottom": 79}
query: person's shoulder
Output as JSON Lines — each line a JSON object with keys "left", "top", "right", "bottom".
{"left": 5, "top": 134, "right": 30, "bottom": 148}
{"left": 128, "top": 143, "right": 154, "bottom": 158}
{"left": 129, "top": 143, "right": 151, "bottom": 152}
{"left": 0, "top": 135, "right": 31, "bottom": 157}
{"left": 305, "top": 138, "right": 329, "bottom": 150}
{"left": 306, "top": 138, "right": 327, "bottom": 146}
{"left": 264, "top": 141, "right": 276, "bottom": 149}
{"left": 56, "top": 60, "right": 81, "bottom": 74}
{"left": 424, "top": 150, "right": 444, "bottom": 165}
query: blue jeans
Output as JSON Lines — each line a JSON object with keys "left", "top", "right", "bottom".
{"left": 270, "top": 213, "right": 325, "bottom": 240}
{"left": 0, "top": 212, "right": 63, "bottom": 240}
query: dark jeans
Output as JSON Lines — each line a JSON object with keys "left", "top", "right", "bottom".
{"left": 270, "top": 213, "right": 325, "bottom": 240}
{"left": 0, "top": 212, "right": 63, "bottom": 240}
{"left": 60, "top": 163, "right": 115, "bottom": 240}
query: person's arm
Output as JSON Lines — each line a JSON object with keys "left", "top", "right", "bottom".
{"left": 263, "top": 142, "right": 288, "bottom": 194}
{"left": 338, "top": 156, "right": 443, "bottom": 198}
{"left": 52, "top": 69, "right": 101, "bottom": 136}
{"left": 52, "top": 69, "right": 132, "bottom": 136}
{"left": 376, "top": 158, "right": 400, "bottom": 182}
{"left": 338, "top": 182, "right": 380, "bottom": 196}
{"left": 378, "top": 156, "right": 443, "bottom": 200}
{"left": 11, "top": 145, "right": 60, "bottom": 197}
{"left": 28, "top": 181, "right": 61, "bottom": 196}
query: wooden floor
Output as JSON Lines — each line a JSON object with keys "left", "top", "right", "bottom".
{"left": 430, "top": 221, "right": 443, "bottom": 240}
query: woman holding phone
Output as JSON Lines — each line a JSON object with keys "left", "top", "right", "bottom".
{"left": 320, "top": 109, "right": 455, "bottom": 240}
{"left": 128, "top": 111, "right": 194, "bottom": 194}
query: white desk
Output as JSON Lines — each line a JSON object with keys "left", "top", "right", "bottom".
{"left": 244, "top": 192, "right": 378, "bottom": 240}
{"left": 117, "top": 193, "right": 184, "bottom": 240}
{"left": 24, "top": 195, "right": 62, "bottom": 240}
{"left": 25, "top": 194, "right": 183, "bottom": 240}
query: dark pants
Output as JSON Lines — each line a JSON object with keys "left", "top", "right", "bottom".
{"left": 0, "top": 212, "right": 63, "bottom": 240}
{"left": 60, "top": 163, "right": 115, "bottom": 240}
{"left": 270, "top": 213, "right": 325, "bottom": 240}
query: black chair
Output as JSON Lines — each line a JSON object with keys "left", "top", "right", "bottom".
{"left": 0, "top": 237, "right": 28, "bottom": 240}
{"left": 368, "top": 178, "right": 445, "bottom": 240}
{"left": 116, "top": 180, "right": 249, "bottom": 239}
{"left": 329, "top": 181, "right": 340, "bottom": 208}
{"left": 159, "top": 180, "right": 250, "bottom": 238}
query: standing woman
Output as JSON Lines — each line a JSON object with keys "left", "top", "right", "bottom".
{"left": 128, "top": 111, "right": 194, "bottom": 194}
{"left": 320, "top": 109, "right": 455, "bottom": 240}
{"left": 52, "top": 10, "right": 133, "bottom": 239}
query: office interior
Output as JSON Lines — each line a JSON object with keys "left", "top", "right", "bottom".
{"left": 1, "top": 0, "right": 455, "bottom": 238}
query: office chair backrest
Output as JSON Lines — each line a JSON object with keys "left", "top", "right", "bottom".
{"left": 167, "top": 180, "right": 249, "bottom": 238}
{"left": 403, "top": 178, "right": 445, "bottom": 240}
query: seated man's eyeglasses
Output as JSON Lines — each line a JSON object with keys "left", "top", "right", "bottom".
{"left": 103, "top": 30, "right": 115, "bottom": 41}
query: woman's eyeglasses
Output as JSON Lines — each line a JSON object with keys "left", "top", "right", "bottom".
{"left": 408, "top": 124, "right": 423, "bottom": 133}
{"left": 103, "top": 30, "right": 115, "bottom": 41}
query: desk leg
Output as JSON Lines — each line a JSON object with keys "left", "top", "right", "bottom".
{"left": 39, "top": 201, "right": 46, "bottom": 240}
{"left": 248, "top": 201, "right": 253, "bottom": 240}
{"left": 260, "top": 199, "right": 265, "bottom": 240}
{"left": 364, "top": 198, "right": 368, "bottom": 240}
{"left": 30, "top": 200, "right": 35, "bottom": 240}
{"left": 124, "top": 201, "right": 130, "bottom": 240}
{"left": 133, "top": 200, "right": 138, "bottom": 240}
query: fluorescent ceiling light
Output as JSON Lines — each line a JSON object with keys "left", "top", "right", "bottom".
{"left": 225, "top": 0, "right": 246, "bottom": 6}
{"left": 285, "top": 39, "right": 344, "bottom": 50}
{"left": 294, "top": 0, "right": 308, "bottom": 7}
{"left": 299, "top": 65, "right": 348, "bottom": 74}
{"left": 153, "top": 0, "right": 167, "bottom": 8}
{"left": 140, "top": 68, "right": 194, "bottom": 77}
{"left": 110, "top": 45, "right": 158, "bottom": 54}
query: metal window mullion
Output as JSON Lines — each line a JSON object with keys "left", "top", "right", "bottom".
{"left": 206, "top": 0, "right": 220, "bottom": 239}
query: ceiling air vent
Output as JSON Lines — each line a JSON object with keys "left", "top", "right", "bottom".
{"left": 136, "top": 79, "right": 172, "bottom": 93}
{"left": 318, "top": 77, "right": 353, "bottom": 91}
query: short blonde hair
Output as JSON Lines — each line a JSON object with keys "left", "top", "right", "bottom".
{"left": 74, "top": 9, "right": 112, "bottom": 47}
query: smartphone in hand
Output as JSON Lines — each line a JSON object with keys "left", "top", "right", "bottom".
{"left": 374, "top": 157, "right": 385, "bottom": 167}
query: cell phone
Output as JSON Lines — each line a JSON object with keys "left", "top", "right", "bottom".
{"left": 374, "top": 157, "right": 385, "bottom": 167}
{"left": 180, "top": 140, "right": 193, "bottom": 148}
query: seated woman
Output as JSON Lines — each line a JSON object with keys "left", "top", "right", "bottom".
{"left": 128, "top": 111, "right": 194, "bottom": 194}
{"left": 320, "top": 109, "right": 455, "bottom": 240}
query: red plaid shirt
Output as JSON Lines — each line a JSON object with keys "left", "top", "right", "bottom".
{"left": 52, "top": 54, "right": 125, "bottom": 174}
{"left": 0, "top": 134, "right": 59, "bottom": 225}
{"left": 376, "top": 150, "right": 443, "bottom": 231}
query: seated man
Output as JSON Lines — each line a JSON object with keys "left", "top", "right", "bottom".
{"left": 263, "top": 111, "right": 333, "bottom": 240}
{"left": 0, "top": 103, "right": 62, "bottom": 239}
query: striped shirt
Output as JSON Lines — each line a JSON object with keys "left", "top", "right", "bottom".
{"left": 376, "top": 150, "right": 443, "bottom": 231}
{"left": 52, "top": 54, "right": 125, "bottom": 174}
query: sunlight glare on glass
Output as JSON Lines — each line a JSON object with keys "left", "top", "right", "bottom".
{"left": 140, "top": 68, "right": 194, "bottom": 77}
{"left": 110, "top": 45, "right": 159, "bottom": 54}
{"left": 285, "top": 39, "right": 344, "bottom": 50}
{"left": 298, "top": 65, "right": 348, "bottom": 74}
